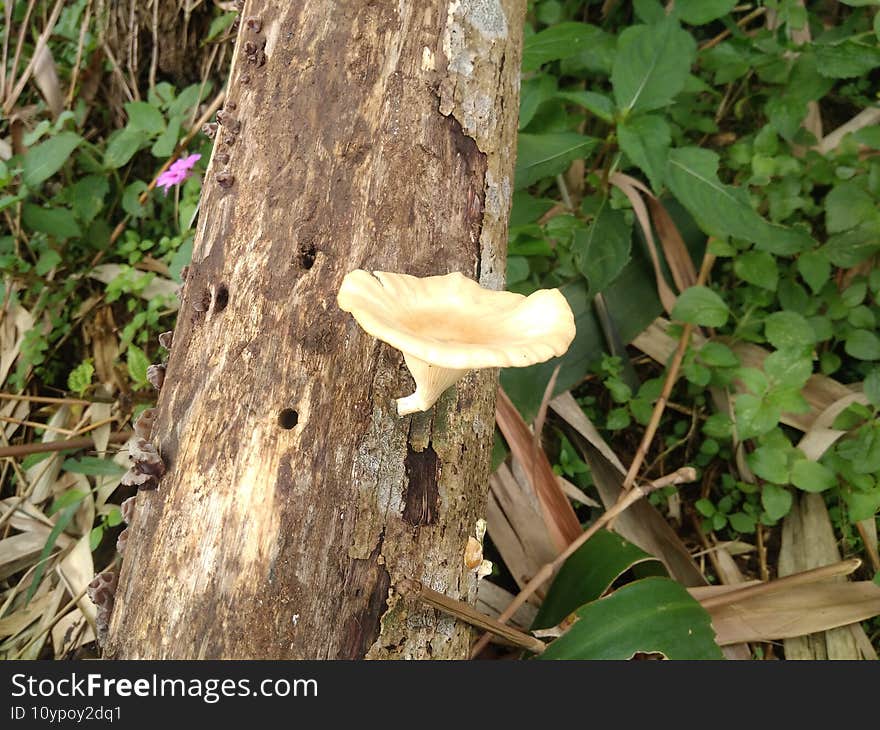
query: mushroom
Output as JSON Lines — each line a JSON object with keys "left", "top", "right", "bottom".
{"left": 337, "top": 270, "right": 576, "bottom": 416}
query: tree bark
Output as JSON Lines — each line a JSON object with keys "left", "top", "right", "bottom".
{"left": 106, "top": 0, "right": 524, "bottom": 659}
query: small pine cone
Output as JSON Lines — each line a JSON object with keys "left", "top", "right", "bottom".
{"left": 147, "top": 364, "right": 166, "bottom": 390}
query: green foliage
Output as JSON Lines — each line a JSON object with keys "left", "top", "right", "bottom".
{"left": 510, "top": 0, "right": 880, "bottom": 557}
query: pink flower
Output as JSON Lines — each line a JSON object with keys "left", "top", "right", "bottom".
{"left": 156, "top": 153, "right": 201, "bottom": 194}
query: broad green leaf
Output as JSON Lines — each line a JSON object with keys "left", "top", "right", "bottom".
{"left": 124, "top": 101, "right": 165, "bottom": 135}
{"left": 519, "top": 74, "right": 557, "bottom": 129}
{"left": 122, "top": 181, "right": 149, "bottom": 218}
{"left": 22, "top": 132, "right": 83, "bottom": 187}
{"left": 728, "top": 511, "right": 756, "bottom": 533}
{"left": 843, "top": 487, "right": 880, "bottom": 523}
{"left": 764, "top": 311, "right": 815, "bottom": 349}
{"left": 206, "top": 10, "right": 237, "bottom": 41}
{"left": 104, "top": 127, "right": 150, "bottom": 169}
{"left": 846, "top": 330, "right": 880, "bottom": 360}
{"left": 68, "top": 175, "right": 109, "bottom": 224}
{"left": 574, "top": 203, "right": 632, "bottom": 297}
{"left": 522, "top": 22, "right": 607, "bottom": 71}
{"left": 765, "top": 54, "right": 833, "bottom": 141}
{"left": 22, "top": 204, "right": 81, "bottom": 239}
{"left": 748, "top": 445, "right": 790, "bottom": 484}
{"left": 35, "top": 249, "right": 61, "bottom": 276}
{"left": 62, "top": 456, "right": 127, "bottom": 476}
{"left": 89, "top": 525, "right": 105, "bottom": 551}
{"left": 612, "top": 16, "right": 696, "bottom": 114}
{"left": 617, "top": 114, "right": 670, "bottom": 193}
{"left": 510, "top": 192, "right": 556, "bottom": 227}
{"left": 791, "top": 460, "right": 837, "bottom": 493}
{"left": 506, "top": 256, "right": 529, "bottom": 284}
{"left": 676, "top": 0, "right": 737, "bottom": 24}
{"left": 48, "top": 489, "right": 88, "bottom": 516}
{"left": 762, "top": 483, "right": 793, "bottom": 521}
{"left": 556, "top": 90, "right": 615, "bottom": 123}
{"left": 672, "top": 286, "right": 729, "bottom": 327}
{"left": 514, "top": 132, "right": 598, "bottom": 189}
{"left": 532, "top": 530, "right": 664, "bottom": 630}
{"left": 539, "top": 577, "right": 723, "bottom": 660}
{"left": 822, "top": 223, "right": 880, "bottom": 267}
{"left": 797, "top": 250, "right": 830, "bottom": 294}
{"left": 127, "top": 344, "right": 150, "bottom": 386}
{"left": 815, "top": 41, "right": 880, "bottom": 79}
{"left": 825, "top": 182, "right": 877, "bottom": 234}
{"left": 736, "top": 393, "right": 780, "bottom": 439}
{"left": 666, "top": 147, "right": 814, "bottom": 254}
{"left": 764, "top": 348, "right": 812, "bottom": 387}
{"left": 734, "top": 250, "right": 778, "bottom": 291}
{"left": 151, "top": 117, "right": 181, "bottom": 158}
{"left": 700, "top": 341, "right": 739, "bottom": 368}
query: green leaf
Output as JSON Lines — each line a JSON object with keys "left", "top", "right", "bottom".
{"left": 519, "top": 74, "right": 557, "bottom": 129}
{"left": 700, "top": 341, "right": 739, "bottom": 368}
{"left": 48, "top": 489, "right": 88, "bottom": 517}
{"left": 21, "top": 132, "right": 83, "bottom": 187}
{"left": 676, "top": 0, "right": 737, "bottom": 24}
{"left": 206, "top": 11, "right": 237, "bottom": 42}
{"left": 728, "top": 511, "right": 756, "bottom": 533}
{"left": 22, "top": 204, "right": 81, "bottom": 239}
{"left": 574, "top": 204, "right": 632, "bottom": 297}
{"left": 151, "top": 117, "right": 181, "bottom": 158}
{"left": 104, "top": 127, "right": 150, "bottom": 169}
{"left": 69, "top": 175, "right": 109, "bottom": 224}
{"left": 539, "top": 577, "right": 723, "bottom": 660}
{"left": 815, "top": 41, "right": 880, "bottom": 79}
{"left": 695, "top": 498, "right": 715, "bottom": 517}
{"left": 845, "top": 330, "right": 880, "bottom": 361}
{"left": 522, "top": 22, "right": 607, "bottom": 71}
{"left": 764, "top": 311, "right": 815, "bottom": 349}
{"left": 666, "top": 147, "right": 814, "bottom": 254}
{"left": 762, "top": 483, "right": 793, "bottom": 521}
{"left": 617, "top": 114, "right": 670, "bottom": 193}
{"left": 864, "top": 368, "right": 880, "bottom": 408}
{"left": 734, "top": 250, "right": 778, "bottom": 291}
{"left": 671, "top": 286, "right": 729, "bottom": 327}
{"left": 791, "top": 460, "right": 837, "bottom": 493}
{"left": 67, "top": 360, "right": 94, "bottom": 396}
{"left": 124, "top": 101, "right": 165, "bottom": 135}
{"left": 764, "top": 348, "right": 812, "bottom": 387}
{"left": 106, "top": 506, "right": 124, "bottom": 528}
{"left": 842, "top": 487, "right": 880, "bottom": 523}
{"left": 611, "top": 16, "right": 696, "bottom": 114}
{"left": 127, "top": 344, "right": 150, "bottom": 386}
{"left": 532, "top": 530, "right": 664, "bottom": 630}
{"left": 735, "top": 393, "right": 780, "bottom": 439}
{"left": 35, "top": 249, "right": 61, "bottom": 276}
{"left": 514, "top": 133, "right": 598, "bottom": 189}
{"left": 797, "top": 250, "right": 830, "bottom": 294}
{"left": 122, "top": 181, "right": 150, "bottom": 218}
{"left": 825, "top": 182, "right": 877, "bottom": 234}
{"left": 62, "top": 456, "right": 126, "bottom": 476}
{"left": 822, "top": 223, "right": 880, "bottom": 267}
{"left": 748, "top": 444, "right": 790, "bottom": 484}
{"left": 556, "top": 90, "right": 615, "bottom": 123}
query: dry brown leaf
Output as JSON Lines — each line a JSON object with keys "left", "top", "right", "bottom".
{"left": 51, "top": 609, "right": 95, "bottom": 658}
{"left": 486, "top": 463, "right": 557, "bottom": 593}
{"left": 476, "top": 580, "right": 538, "bottom": 630}
{"left": 88, "top": 265, "right": 179, "bottom": 307}
{"left": 496, "top": 387, "right": 581, "bottom": 551}
{"left": 0, "top": 296, "right": 35, "bottom": 386}
{"left": 705, "top": 581, "right": 880, "bottom": 647}
{"left": 609, "top": 172, "right": 677, "bottom": 313}
{"left": 0, "top": 592, "right": 56, "bottom": 638}
{"left": 645, "top": 196, "right": 697, "bottom": 291}
{"left": 56, "top": 535, "right": 96, "bottom": 622}
{"left": 556, "top": 475, "right": 600, "bottom": 508}
{"left": 550, "top": 391, "right": 626, "bottom": 473}
{"left": 32, "top": 44, "right": 63, "bottom": 117}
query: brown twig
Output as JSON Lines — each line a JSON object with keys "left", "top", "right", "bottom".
{"left": 856, "top": 522, "right": 880, "bottom": 574}
{"left": 398, "top": 579, "right": 546, "bottom": 655}
{"left": 469, "top": 466, "right": 698, "bottom": 658}
{"left": 699, "top": 6, "right": 767, "bottom": 52}
{"left": 0, "top": 430, "right": 130, "bottom": 458}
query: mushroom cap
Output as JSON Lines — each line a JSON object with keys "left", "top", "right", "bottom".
{"left": 337, "top": 270, "right": 576, "bottom": 370}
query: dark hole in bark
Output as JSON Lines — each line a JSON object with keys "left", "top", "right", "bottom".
{"left": 403, "top": 444, "right": 440, "bottom": 526}
{"left": 214, "top": 284, "right": 229, "bottom": 311}
{"left": 278, "top": 409, "right": 299, "bottom": 429}
{"left": 298, "top": 242, "right": 316, "bottom": 270}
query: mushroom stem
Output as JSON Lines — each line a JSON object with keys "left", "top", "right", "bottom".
{"left": 397, "top": 355, "right": 468, "bottom": 416}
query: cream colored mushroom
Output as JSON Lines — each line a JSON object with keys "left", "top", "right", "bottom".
{"left": 336, "top": 270, "right": 576, "bottom": 416}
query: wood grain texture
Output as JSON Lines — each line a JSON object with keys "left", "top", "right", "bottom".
{"left": 105, "top": 0, "right": 524, "bottom": 659}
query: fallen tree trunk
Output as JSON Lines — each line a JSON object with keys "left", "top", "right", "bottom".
{"left": 106, "top": 0, "right": 524, "bottom": 659}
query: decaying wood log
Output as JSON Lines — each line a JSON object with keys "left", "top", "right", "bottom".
{"left": 106, "top": 0, "right": 524, "bottom": 659}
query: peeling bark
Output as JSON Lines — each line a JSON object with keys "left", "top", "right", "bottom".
{"left": 106, "top": 0, "right": 524, "bottom": 659}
